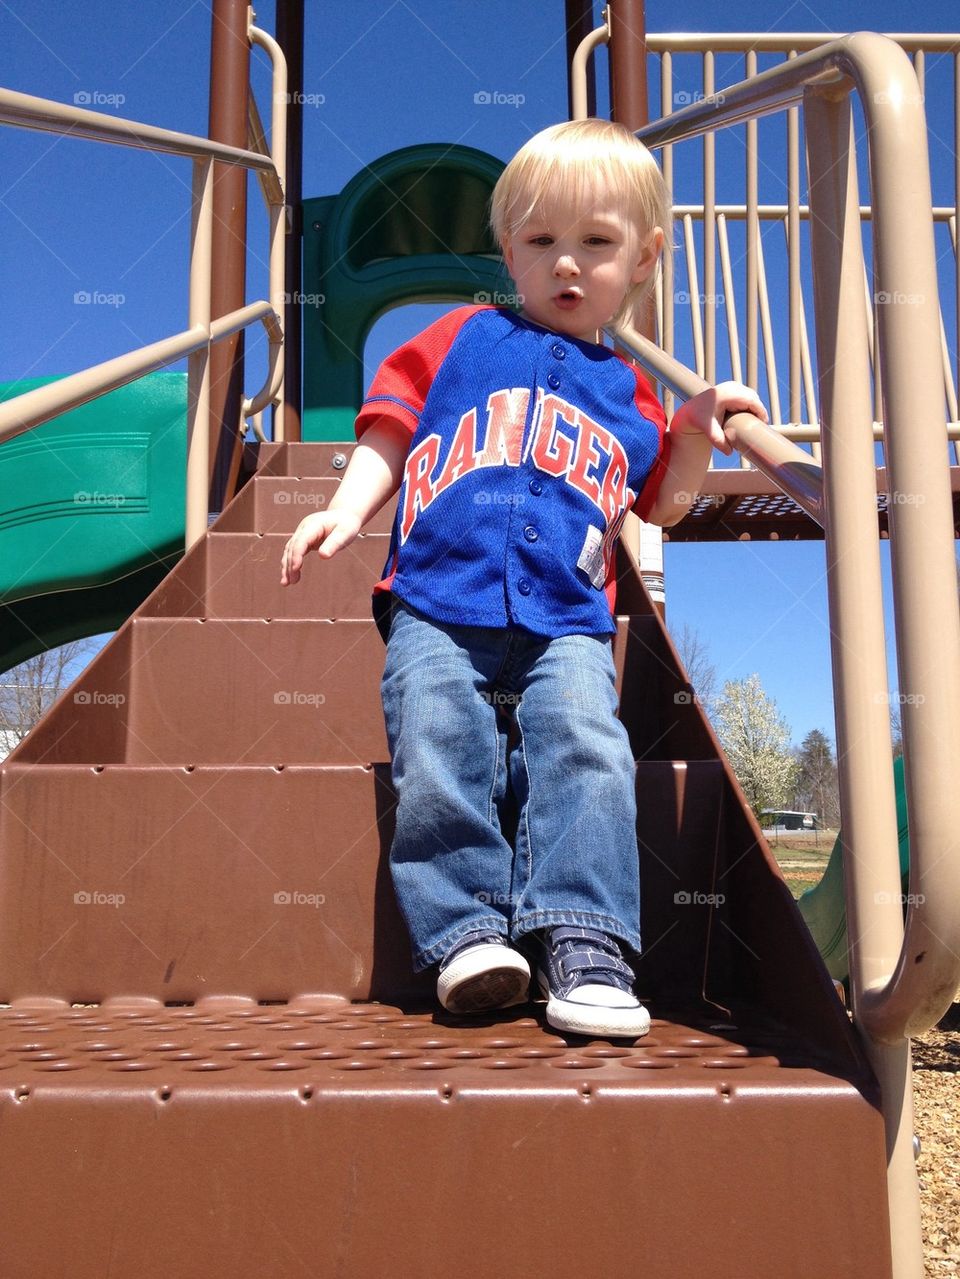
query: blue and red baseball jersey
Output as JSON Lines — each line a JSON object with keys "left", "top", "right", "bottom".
{"left": 355, "top": 305, "right": 669, "bottom": 641}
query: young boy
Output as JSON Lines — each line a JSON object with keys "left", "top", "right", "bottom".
{"left": 280, "top": 119, "right": 766, "bottom": 1039}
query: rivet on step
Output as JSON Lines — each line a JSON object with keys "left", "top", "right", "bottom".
{"left": 94, "top": 766, "right": 105, "bottom": 774}
{"left": 301, "top": 1086, "right": 313, "bottom": 1102}
{"left": 273, "top": 765, "right": 285, "bottom": 772}
{"left": 913, "top": 1134, "right": 922, "bottom": 1160}
{"left": 185, "top": 766, "right": 195, "bottom": 773}
{"left": 332, "top": 453, "right": 347, "bottom": 470}
{"left": 159, "top": 1087, "right": 172, "bottom": 1103}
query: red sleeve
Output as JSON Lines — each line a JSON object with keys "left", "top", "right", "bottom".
{"left": 625, "top": 363, "right": 670, "bottom": 521}
{"left": 355, "top": 305, "right": 490, "bottom": 441}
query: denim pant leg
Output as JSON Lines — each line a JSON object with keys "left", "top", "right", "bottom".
{"left": 380, "top": 601, "right": 514, "bottom": 971}
{"left": 504, "top": 631, "right": 642, "bottom": 954}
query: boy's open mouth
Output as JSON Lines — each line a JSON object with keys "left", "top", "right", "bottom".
{"left": 554, "top": 288, "right": 583, "bottom": 308}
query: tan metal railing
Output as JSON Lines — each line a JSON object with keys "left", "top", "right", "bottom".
{"left": 0, "top": 17, "right": 287, "bottom": 549}
{"left": 591, "top": 30, "right": 960, "bottom": 1279}
{"left": 577, "top": 30, "right": 960, "bottom": 467}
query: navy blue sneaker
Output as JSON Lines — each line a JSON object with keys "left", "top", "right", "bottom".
{"left": 537, "top": 926, "right": 650, "bottom": 1039}
{"left": 437, "top": 931, "right": 531, "bottom": 1014}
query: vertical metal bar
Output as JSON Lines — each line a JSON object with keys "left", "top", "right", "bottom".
{"left": 745, "top": 50, "right": 759, "bottom": 394}
{"left": 703, "top": 52, "right": 716, "bottom": 384}
{"left": 207, "top": 0, "right": 251, "bottom": 511}
{"left": 756, "top": 235, "right": 782, "bottom": 424}
{"left": 683, "top": 213, "right": 704, "bottom": 376}
{"left": 661, "top": 52, "right": 675, "bottom": 419}
{"left": 805, "top": 87, "right": 924, "bottom": 1279}
{"left": 955, "top": 53, "right": 959, "bottom": 455}
{"left": 718, "top": 214, "right": 743, "bottom": 384}
{"left": 566, "top": 0, "right": 597, "bottom": 120}
{"left": 276, "top": 0, "right": 304, "bottom": 442}
{"left": 787, "top": 52, "right": 801, "bottom": 435}
{"left": 186, "top": 158, "right": 213, "bottom": 550}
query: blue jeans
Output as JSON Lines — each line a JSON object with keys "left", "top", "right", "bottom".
{"left": 380, "top": 597, "right": 641, "bottom": 971}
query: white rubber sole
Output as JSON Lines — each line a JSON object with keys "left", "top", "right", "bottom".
{"left": 437, "top": 943, "right": 531, "bottom": 1014}
{"left": 538, "top": 971, "right": 651, "bottom": 1040}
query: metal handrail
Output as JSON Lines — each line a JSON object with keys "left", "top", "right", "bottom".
{"left": 601, "top": 31, "right": 960, "bottom": 1277}
{"left": 0, "top": 20, "right": 288, "bottom": 548}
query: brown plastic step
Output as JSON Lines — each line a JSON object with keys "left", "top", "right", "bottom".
{"left": 138, "top": 532, "right": 390, "bottom": 621}
{"left": 211, "top": 476, "right": 397, "bottom": 534}
{"left": 0, "top": 995, "right": 891, "bottom": 1279}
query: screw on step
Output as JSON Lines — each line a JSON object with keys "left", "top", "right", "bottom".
{"left": 332, "top": 453, "right": 347, "bottom": 470}
{"left": 913, "top": 1134, "right": 922, "bottom": 1160}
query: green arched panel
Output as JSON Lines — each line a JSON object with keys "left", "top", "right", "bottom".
{"left": 302, "top": 143, "right": 512, "bottom": 440}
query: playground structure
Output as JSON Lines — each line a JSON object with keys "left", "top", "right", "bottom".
{"left": 1, "top": 3, "right": 959, "bottom": 1276}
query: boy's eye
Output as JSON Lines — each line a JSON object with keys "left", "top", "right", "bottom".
{"left": 528, "top": 235, "right": 554, "bottom": 246}
{"left": 584, "top": 236, "right": 613, "bottom": 246}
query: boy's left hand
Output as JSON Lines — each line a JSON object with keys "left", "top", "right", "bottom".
{"left": 669, "top": 381, "right": 768, "bottom": 456}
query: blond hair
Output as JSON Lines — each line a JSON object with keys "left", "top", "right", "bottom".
{"left": 490, "top": 118, "right": 672, "bottom": 322}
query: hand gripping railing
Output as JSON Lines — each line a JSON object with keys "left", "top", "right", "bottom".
{"left": 0, "top": 18, "right": 286, "bottom": 549}
{"left": 605, "top": 32, "right": 960, "bottom": 1279}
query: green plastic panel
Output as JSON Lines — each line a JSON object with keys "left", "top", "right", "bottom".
{"left": 0, "top": 373, "right": 186, "bottom": 672}
{"left": 302, "top": 143, "right": 512, "bottom": 441}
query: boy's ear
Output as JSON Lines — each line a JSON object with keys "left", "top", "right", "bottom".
{"left": 632, "top": 227, "right": 664, "bottom": 285}
{"left": 501, "top": 237, "right": 515, "bottom": 276}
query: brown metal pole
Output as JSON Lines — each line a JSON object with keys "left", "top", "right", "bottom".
{"left": 276, "top": 0, "right": 303, "bottom": 442}
{"left": 207, "top": 0, "right": 250, "bottom": 512}
{"left": 565, "top": 0, "right": 597, "bottom": 120}
{"left": 609, "top": 0, "right": 649, "bottom": 131}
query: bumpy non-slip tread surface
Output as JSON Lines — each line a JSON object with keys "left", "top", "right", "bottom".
{"left": 0, "top": 995, "right": 850, "bottom": 1089}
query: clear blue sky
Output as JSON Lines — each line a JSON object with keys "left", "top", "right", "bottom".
{"left": 2, "top": 1, "right": 958, "bottom": 750}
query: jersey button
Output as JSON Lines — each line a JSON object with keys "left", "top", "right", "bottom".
{"left": 547, "top": 372, "right": 561, "bottom": 390}
{"left": 528, "top": 478, "right": 543, "bottom": 496}
{"left": 551, "top": 342, "right": 566, "bottom": 360}
{"left": 517, "top": 578, "right": 532, "bottom": 595}
{"left": 523, "top": 525, "right": 539, "bottom": 542}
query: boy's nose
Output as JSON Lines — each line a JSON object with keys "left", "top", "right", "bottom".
{"left": 553, "top": 254, "right": 579, "bottom": 277}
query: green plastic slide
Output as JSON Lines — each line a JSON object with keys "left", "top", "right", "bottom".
{"left": 797, "top": 754, "right": 911, "bottom": 983}
{"left": 0, "top": 373, "right": 187, "bottom": 673}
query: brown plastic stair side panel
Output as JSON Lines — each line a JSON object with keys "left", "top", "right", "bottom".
{"left": 0, "top": 763, "right": 434, "bottom": 1004}
{"left": 0, "top": 1000, "right": 892, "bottom": 1279}
{"left": 611, "top": 548, "right": 873, "bottom": 1075}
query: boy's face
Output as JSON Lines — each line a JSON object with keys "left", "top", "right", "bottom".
{"left": 502, "top": 193, "right": 661, "bottom": 343}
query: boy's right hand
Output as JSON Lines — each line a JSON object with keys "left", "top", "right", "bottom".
{"left": 279, "top": 508, "right": 363, "bottom": 586}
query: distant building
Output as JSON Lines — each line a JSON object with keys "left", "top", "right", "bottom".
{"left": 760, "top": 809, "right": 820, "bottom": 832}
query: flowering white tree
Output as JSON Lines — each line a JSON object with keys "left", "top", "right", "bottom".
{"left": 713, "top": 673, "right": 797, "bottom": 817}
